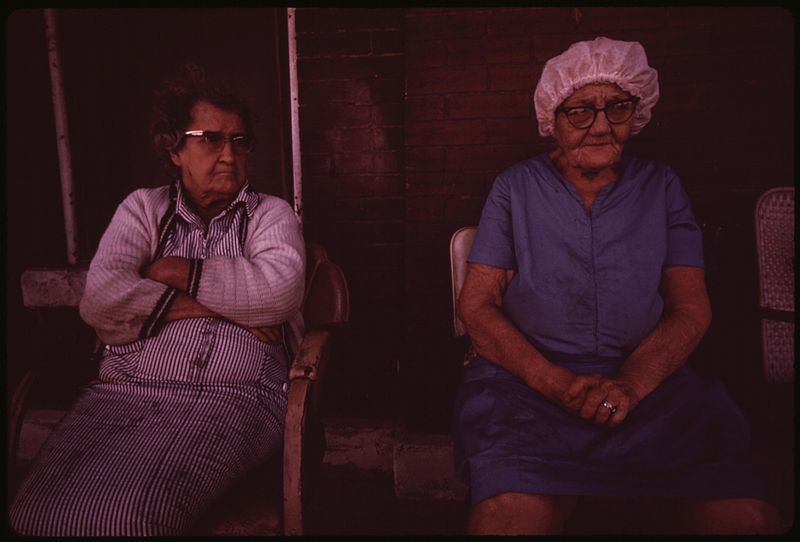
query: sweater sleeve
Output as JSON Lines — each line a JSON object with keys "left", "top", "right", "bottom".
{"left": 193, "top": 196, "right": 305, "bottom": 327}
{"left": 79, "top": 190, "right": 177, "bottom": 345}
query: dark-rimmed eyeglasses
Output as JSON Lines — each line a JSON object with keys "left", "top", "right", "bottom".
{"left": 183, "top": 130, "right": 254, "bottom": 154}
{"left": 556, "top": 97, "right": 639, "bottom": 129}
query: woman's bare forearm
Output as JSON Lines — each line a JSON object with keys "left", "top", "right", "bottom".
{"left": 163, "top": 292, "right": 218, "bottom": 321}
{"left": 459, "top": 263, "right": 574, "bottom": 401}
{"left": 617, "top": 266, "right": 712, "bottom": 400}
{"left": 464, "top": 302, "right": 575, "bottom": 400}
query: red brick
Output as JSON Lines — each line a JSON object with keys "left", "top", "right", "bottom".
{"left": 486, "top": 118, "right": 538, "bottom": 144}
{"left": 654, "top": 56, "right": 717, "bottom": 86}
{"left": 405, "top": 9, "right": 489, "bottom": 41}
{"left": 372, "top": 30, "right": 403, "bottom": 54}
{"left": 406, "top": 119, "right": 486, "bottom": 146}
{"left": 333, "top": 152, "right": 401, "bottom": 175}
{"left": 575, "top": 7, "right": 669, "bottom": 33}
{"left": 406, "top": 147, "right": 445, "bottom": 172}
{"left": 655, "top": 110, "right": 715, "bottom": 143}
{"left": 304, "top": 174, "right": 404, "bottom": 197}
{"left": 405, "top": 222, "right": 462, "bottom": 246}
{"left": 349, "top": 271, "right": 404, "bottom": 300}
{"left": 297, "top": 8, "right": 404, "bottom": 32}
{"left": 704, "top": 23, "right": 793, "bottom": 56}
{"left": 330, "top": 153, "right": 373, "bottom": 175}
{"left": 532, "top": 34, "right": 594, "bottom": 63}
{"left": 486, "top": 7, "right": 574, "bottom": 37}
{"left": 444, "top": 197, "right": 485, "bottom": 223}
{"left": 329, "top": 242, "right": 404, "bottom": 269}
{"left": 629, "top": 27, "right": 717, "bottom": 58}
{"left": 299, "top": 80, "right": 371, "bottom": 104}
{"left": 445, "top": 144, "right": 531, "bottom": 172}
{"left": 657, "top": 83, "right": 707, "bottom": 112}
{"left": 300, "top": 153, "right": 332, "bottom": 175}
{"left": 329, "top": 220, "right": 405, "bottom": 244}
{"left": 372, "top": 103, "right": 404, "bottom": 126}
{"left": 446, "top": 37, "right": 531, "bottom": 66}
{"left": 297, "top": 31, "right": 372, "bottom": 57}
{"left": 297, "top": 58, "right": 332, "bottom": 80}
{"left": 405, "top": 171, "right": 491, "bottom": 197}
{"left": 405, "top": 96, "right": 445, "bottom": 121}
{"left": 489, "top": 64, "right": 538, "bottom": 91}
{"left": 306, "top": 196, "right": 405, "bottom": 221}
{"left": 447, "top": 92, "right": 529, "bottom": 119}
{"left": 407, "top": 196, "right": 446, "bottom": 221}
{"left": 374, "top": 151, "right": 403, "bottom": 173}
{"left": 300, "top": 103, "right": 372, "bottom": 129}
{"left": 332, "top": 55, "right": 405, "bottom": 79}
{"left": 406, "top": 66, "right": 488, "bottom": 95}
{"left": 372, "top": 127, "right": 404, "bottom": 151}
{"left": 405, "top": 39, "right": 446, "bottom": 68}
{"left": 370, "top": 77, "right": 405, "bottom": 103}
{"left": 664, "top": 6, "right": 787, "bottom": 29}
{"left": 303, "top": 128, "right": 375, "bottom": 153}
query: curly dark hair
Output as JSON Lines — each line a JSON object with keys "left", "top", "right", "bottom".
{"left": 150, "top": 63, "right": 255, "bottom": 179}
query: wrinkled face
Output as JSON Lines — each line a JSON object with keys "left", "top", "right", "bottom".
{"left": 170, "top": 100, "right": 247, "bottom": 210}
{"left": 552, "top": 82, "right": 634, "bottom": 172}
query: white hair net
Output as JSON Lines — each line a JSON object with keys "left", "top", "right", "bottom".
{"left": 533, "top": 36, "right": 659, "bottom": 137}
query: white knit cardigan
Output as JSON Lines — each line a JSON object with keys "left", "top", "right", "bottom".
{"left": 79, "top": 185, "right": 306, "bottom": 353}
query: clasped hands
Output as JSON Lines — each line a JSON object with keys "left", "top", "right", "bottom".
{"left": 141, "top": 256, "right": 283, "bottom": 344}
{"left": 557, "top": 373, "right": 641, "bottom": 428}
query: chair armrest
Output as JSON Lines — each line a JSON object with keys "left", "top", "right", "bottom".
{"left": 283, "top": 377, "right": 310, "bottom": 536}
{"left": 282, "top": 329, "right": 336, "bottom": 535}
{"left": 8, "top": 370, "right": 36, "bottom": 468}
{"left": 288, "top": 329, "right": 333, "bottom": 381}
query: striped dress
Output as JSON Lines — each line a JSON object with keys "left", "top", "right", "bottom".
{"left": 10, "top": 181, "right": 305, "bottom": 536}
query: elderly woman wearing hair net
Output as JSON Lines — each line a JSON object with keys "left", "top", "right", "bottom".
{"left": 453, "top": 37, "right": 780, "bottom": 534}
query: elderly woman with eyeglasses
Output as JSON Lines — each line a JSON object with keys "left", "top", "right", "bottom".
{"left": 454, "top": 37, "right": 780, "bottom": 534}
{"left": 10, "top": 65, "right": 305, "bottom": 536}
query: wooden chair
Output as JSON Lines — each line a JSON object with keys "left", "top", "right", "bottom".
{"left": 9, "top": 242, "right": 349, "bottom": 536}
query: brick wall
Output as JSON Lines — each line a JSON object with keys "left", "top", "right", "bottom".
{"left": 297, "top": 7, "right": 793, "bottom": 431}
{"left": 295, "top": 8, "right": 406, "bottom": 419}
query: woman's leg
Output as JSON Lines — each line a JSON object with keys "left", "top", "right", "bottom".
{"left": 678, "top": 497, "right": 782, "bottom": 534}
{"left": 467, "top": 492, "right": 578, "bottom": 535}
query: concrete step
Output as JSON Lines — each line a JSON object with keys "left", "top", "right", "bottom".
{"left": 322, "top": 418, "right": 468, "bottom": 501}
{"left": 15, "top": 411, "right": 467, "bottom": 502}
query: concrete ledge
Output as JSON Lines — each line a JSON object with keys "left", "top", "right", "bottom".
{"left": 321, "top": 418, "right": 467, "bottom": 501}
{"left": 20, "top": 267, "right": 87, "bottom": 308}
{"left": 321, "top": 417, "right": 395, "bottom": 472}
{"left": 393, "top": 431, "right": 468, "bottom": 501}
{"left": 16, "top": 409, "right": 66, "bottom": 461}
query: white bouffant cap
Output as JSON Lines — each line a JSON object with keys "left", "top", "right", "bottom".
{"left": 533, "top": 36, "right": 659, "bottom": 137}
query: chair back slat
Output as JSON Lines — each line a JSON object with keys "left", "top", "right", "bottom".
{"left": 302, "top": 243, "right": 350, "bottom": 331}
{"left": 450, "top": 227, "right": 476, "bottom": 337}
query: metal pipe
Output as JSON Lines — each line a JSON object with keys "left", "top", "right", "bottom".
{"left": 287, "top": 7, "right": 303, "bottom": 226}
{"left": 44, "top": 8, "right": 79, "bottom": 265}
{"left": 273, "top": 10, "right": 291, "bottom": 203}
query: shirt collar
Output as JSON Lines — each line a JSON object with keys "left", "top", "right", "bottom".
{"left": 173, "top": 179, "right": 259, "bottom": 225}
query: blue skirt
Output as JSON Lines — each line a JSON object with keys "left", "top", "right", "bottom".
{"left": 452, "top": 354, "right": 766, "bottom": 505}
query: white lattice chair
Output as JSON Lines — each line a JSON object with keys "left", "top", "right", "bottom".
{"left": 754, "top": 187, "right": 795, "bottom": 383}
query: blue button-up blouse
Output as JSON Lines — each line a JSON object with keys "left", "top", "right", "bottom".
{"left": 468, "top": 154, "right": 704, "bottom": 360}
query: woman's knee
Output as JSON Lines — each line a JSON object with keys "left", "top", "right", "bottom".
{"left": 682, "top": 497, "right": 782, "bottom": 534}
{"left": 468, "top": 492, "right": 576, "bottom": 535}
